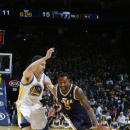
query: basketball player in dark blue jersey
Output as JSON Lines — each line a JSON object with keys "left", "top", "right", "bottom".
{"left": 54, "top": 72, "right": 109, "bottom": 130}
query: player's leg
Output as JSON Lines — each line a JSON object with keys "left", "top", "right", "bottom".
{"left": 77, "top": 125, "right": 86, "bottom": 130}
{"left": 22, "top": 125, "right": 32, "bottom": 130}
{"left": 18, "top": 113, "right": 31, "bottom": 130}
{"left": 42, "top": 122, "right": 49, "bottom": 130}
{"left": 31, "top": 106, "right": 48, "bottom": 129}
{"left": 77, "top": 122, "right": 92, "bottom": 130}
{"left": 36, "top": 122, "right": 49, "bottom": 130}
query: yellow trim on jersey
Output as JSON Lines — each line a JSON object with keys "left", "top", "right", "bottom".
{"left": 16, "top": 84, "right": 25, "bottom": 124}
{"left": 17, "top": 106, "right": 22, "bottom": 123}
{"left": 60, "top": 84, "right": 73, "bottom": 97}
{"left": 73, "top": 86, "right": 78, "bottom": 100}
{"left": 17, "top": 84, "right": 25, "bottom": 100}
{"left": 64, "top": 114, "right": 77, "bottom": 130}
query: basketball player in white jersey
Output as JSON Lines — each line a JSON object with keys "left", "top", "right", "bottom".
{"left": 16, "top": 48, "right": 57, "bottom": 130}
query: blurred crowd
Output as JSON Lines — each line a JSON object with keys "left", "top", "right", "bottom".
{"left": 1, "top": 28, "right": 130, "bottom": 130}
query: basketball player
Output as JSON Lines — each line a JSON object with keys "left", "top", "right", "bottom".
{"left": 16, "top": 48, "right": 56, "bottom": 130}
{"left": 55, "top": 72, "right": 109, "bottom": 130}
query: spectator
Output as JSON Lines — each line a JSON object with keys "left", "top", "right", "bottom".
{"left": 117, "top": 96, "right": 122, "bottom": 106}
{"left": 110, "top": 117, "right": 118, "bottom": 130}
{"left": 62, "top": 118, "right": 70, "bottom": 129}
{"left": 114, "top": 83, "right": 119, "bottom": 90}
{"left": 127, "top": 109, "right": 130, "bottom": 117}
{"left": 117, "top": 106, "right": 121, "bottom": 118}
{"left": 96, "top": 103, "right": 103, "bottom": 123}
{"left": 106, "top": 78, "right": 113, "bottom": 85}
{"left": 90, "top": 98, "right": 97, "bottom": 107}
{"left": 126, "top": 84, "right": 130, "bottom": 91}
{"left": 105, "top": 85, "right": 110, "bottom": 92}
{"left": 124, "top": 73, "right": 128, "bottom": 82}
{"left": 7, "top": 100, "right": 12, "bottom": 122}
{"left": 124, "top": 117, "right": 130, "bottom": 125}
{"left": 104, "top": 101, "right": 111, "bottom": 110}
{"left": 116, "top": 112, "right": 125, "bottom": 128}
{"left": 127, "top": 96, "right": 130, "bottom": 103}
{"left": 105, "top": 111, "right": 112, "bottom": 125}
{"left": 96, "top": 98, "right": 103, "bottom": 105}
{"left": 48, "top": 107, "right": 55, "bottom": 126}
{"left": 11, "top": 102, "right": 17, "bottom": 126}
{"left": 120, "top": 102, "right": 125, "bottom": 112}
{"left": 89, "top": 73, "right": 95, "bottom": 81}
{"left": 101, "top": 92, "right": 107, "bottom": 99}
{"left": 120, "top": 117, "right": 130, "bottom": 130}
{"left": 100, "top": 116, "right": 109, "bottom": 127}
{"left": 51, "top": 114, "right": 60, "bottom": 128}
{"left": 112, "top": 106, "right": 117, "bottom": 118}
{"left": 102, "top": 107, "right": 108, "bottom": 115}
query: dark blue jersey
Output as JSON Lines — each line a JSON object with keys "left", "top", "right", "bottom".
{"left": 57, "top": 83, "right": 91, "bottom": 124}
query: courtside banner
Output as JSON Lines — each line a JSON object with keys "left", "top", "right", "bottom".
{"left": 0, "top": 80, "right": 11, "bottom": 126}
{"left": 5, "top": 80, "right": 20, "bottom": 87}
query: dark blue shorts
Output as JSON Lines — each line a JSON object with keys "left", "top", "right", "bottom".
{"left": 64, "top": 114, "right": 92, "bottom": 130}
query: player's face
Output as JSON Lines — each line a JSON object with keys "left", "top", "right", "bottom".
{"left": 58, "top": 77, "right": 70, "bottom": 92}
{"left": 38, "top": 61, "right": 46, "bottom": 74}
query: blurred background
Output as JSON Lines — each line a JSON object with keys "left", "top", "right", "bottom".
{"left": 0, "top": 0, "right": 130, "bottom": 128}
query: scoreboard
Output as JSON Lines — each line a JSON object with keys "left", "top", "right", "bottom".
{"left": 0, "top": 9, "right": 98, "bottom": 20}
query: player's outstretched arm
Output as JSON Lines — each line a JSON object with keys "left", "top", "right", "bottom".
{"left": 22, "top": 48, "right": 54, "bottom": 83}
{"left": 75, "top": 87, "right": 110, "bottom": 130}
{"left": 44, "top": 75, "right": 57, "bottom": 97}
{"left": 75, "top": 87, "right": 98, "bottom": 126}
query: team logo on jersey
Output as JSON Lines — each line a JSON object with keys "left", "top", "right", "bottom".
{"left": 61, "top": 98, "right": 73, "bottom": 110}
{"left": 30, "top": 85, "right": 42, "bottom": 96}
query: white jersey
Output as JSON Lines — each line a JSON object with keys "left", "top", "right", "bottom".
{"left": 17, "top": 73, "right": 45, "bottom": 106}
{"left": 16, "top": 73, "right": 47, "bottom": 129}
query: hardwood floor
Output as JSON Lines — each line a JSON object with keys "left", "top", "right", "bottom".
{"left": 0, "top": 126, "right": 62, "bottom": 130}
{"left": 0, "top": 126, "right": 21, "bottom": 130}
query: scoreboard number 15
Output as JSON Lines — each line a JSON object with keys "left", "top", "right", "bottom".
{"left": 42, "top": 12, "right": 50, "bottom": 17}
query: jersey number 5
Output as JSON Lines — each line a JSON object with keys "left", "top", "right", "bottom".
{"left": 65, "top": 103, "right": 71, "bottom": 110}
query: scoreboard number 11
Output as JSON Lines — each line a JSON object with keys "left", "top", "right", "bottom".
{"left": 3, "top": 10, "right": 10, "bottom": 15}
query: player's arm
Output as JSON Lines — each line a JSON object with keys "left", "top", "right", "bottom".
{"left": 75, "top": 87, "right": 98, "bottom": 126}
{"left": 44, "top": 75, "right": 57, "bottom": 97}
{"left": 21, "top": 48, "right": 54, "bottom": 84}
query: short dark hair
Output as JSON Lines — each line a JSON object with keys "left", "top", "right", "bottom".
{"left": 32, "top": 55, "right": 42, "bottom": 63}
{"left": 100, "top": 103, "right": 103, "bottom": 106}
{"left": 58, "top": 72, "right": 69, "bottom": 79}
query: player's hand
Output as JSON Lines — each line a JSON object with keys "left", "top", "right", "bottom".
{"left": 56, "top": 102, "right": 63, "bottom": 112}
{"left": 96, "top": 124, "right": 110, "bottom": 130}
{"left": 45, "top": 48, "right": 54, "bottom": 59}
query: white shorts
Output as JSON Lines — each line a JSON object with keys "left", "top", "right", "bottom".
{"left": 17, "top": 102, "right": 47, "bottom": 129}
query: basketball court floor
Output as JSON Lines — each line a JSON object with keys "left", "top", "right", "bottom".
{"left": 0, "top": 126, "right": 21, "bottom": 130}
{"left": 0, "top": 126, "right": 60, "bottom": 130}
